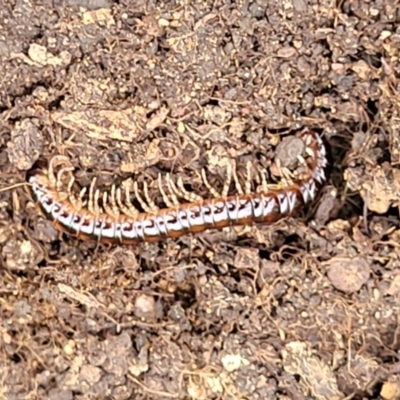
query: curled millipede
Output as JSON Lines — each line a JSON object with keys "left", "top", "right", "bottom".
{"left": 26, "top": 129, "right": 328, "bottom": 245}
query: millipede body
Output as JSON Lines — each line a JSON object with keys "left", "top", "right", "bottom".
{"left": 27, "top": 129, "right": 328, "bottom": 245}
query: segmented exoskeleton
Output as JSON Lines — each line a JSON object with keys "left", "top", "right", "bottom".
{"left": 27, "top": 129, "right": 328, "bottom": 244}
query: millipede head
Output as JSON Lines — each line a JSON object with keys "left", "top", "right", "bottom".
{"left": 26, "top": 168, "right": 51, "bottom": 199}
{"left": 26, "top": 157, "right": 49, "bottom": 182}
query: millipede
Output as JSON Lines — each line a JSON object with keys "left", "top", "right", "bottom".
{"left": 26, "top": 129, "right": 328, "bottom": 245}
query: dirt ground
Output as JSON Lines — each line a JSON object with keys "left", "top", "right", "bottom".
{"left": 1, "top": 0, "right": 400, "bottom": 399}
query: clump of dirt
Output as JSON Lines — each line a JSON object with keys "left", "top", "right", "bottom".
{"left": 1, "top": 0, "right": 400, "bottom": 399}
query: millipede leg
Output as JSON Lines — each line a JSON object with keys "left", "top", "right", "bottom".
{"left": 245, "top": 161, "right": 252, "bottom": 195}
{"left": 103, "top": 186, "right": 120, "bottom": 218}
{"left": 165, "top": 174, "right": 181, "bottom": 206}
{"left": 79, "top": 187, "right": 87, "bottom": 207}
{"left": 257, "top": 168, "right": 269, "bottom": 194}
{"left": 88, "top": 178, "right": 97, "bottom": 214}
{"left": 158, "top": 174, "right": 174, "bottom": 207}
{"left": 294, "top": 154, "right": 310, "bottom": 180}
{"left": 116, "top": 186, "right": 139, "bottom": 218}
{"left": 115, "top": 188, "right": 126, "bottom": 216}
{"left": 305, "top": 146, "right": 315, "bottom": 158}
{"left": 201, "top": 168, "right": 221, "bottom": 198}
{"left": 119, "top": 180, "right": 140, "bottom": 217}
{"left": 133, "top": 181, "right": 154, "bottom": 213}
{"left": 50, "top": 167, "right": 74, "bottom": 193}
{"left": 232, "top": 160, "right": 244, "bottom": 195}
{"left": 143, "top": 181, "right": 159, "bottom": 211}
{"left": 94, "top": 188, "right": 101, "bottom": 214}
{"left": 171, "top": 176, "right": 203, "bottom": 203}
{"left": 303, "top": 132, "right": 313, "bottom": 146}
{"left": 275, "top": 159, "right": 294, "bottom": 188}
{"left": 221, "top": 162, "right": 232, "bottom": 198}
{"left": 297, "top": 154, "right": 307, "bottom": 166}
{"left": 48, "top": 155, "right": 73, "bottom": 188}
{"left": 110, "top": 185, "right": 121, "bottom": 215}
{"left": 66, "top": 175, "right": 83, "bottom": 211}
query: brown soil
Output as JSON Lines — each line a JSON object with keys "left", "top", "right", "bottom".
{"left": 1, "top": 0, "right": 400, "bottom": 399}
